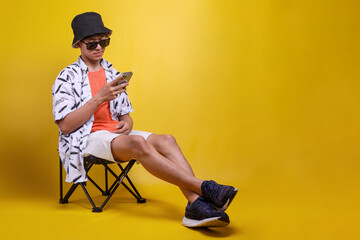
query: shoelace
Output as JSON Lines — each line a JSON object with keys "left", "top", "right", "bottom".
{"left": 204, "top": 181, "right": 222, "bottom": 200}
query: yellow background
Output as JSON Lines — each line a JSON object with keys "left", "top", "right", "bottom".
{"left": 0, "top": 0, "right": 359, "bottom": 239}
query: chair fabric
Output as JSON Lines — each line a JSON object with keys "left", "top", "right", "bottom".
{"left": 59, "top": 155, "right": 146, "bottom": 212}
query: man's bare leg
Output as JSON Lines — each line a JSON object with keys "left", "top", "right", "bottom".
{"left": 111, "top": 135, "right": 203, "bottom": 197}
{"left": 146, "top": 134, "right": 199, "bottom": 204}
{"left": 111, "top": 134, "right": 235, "bottom": 228}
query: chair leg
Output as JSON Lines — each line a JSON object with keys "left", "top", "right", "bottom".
{"left": 99, "top": 180, "right": 121, "bottom": 210}
{"left": 85, "top": 163, "right": 108, "bottom": 195}
{"left": 79, "top": 183, "right": 102, "bottom": 212}
{"left": 87, "top": 175, "right": 106, "bottom": 195}
{"left": 98, "top": 159, "right": 135, "bottom": 210}
{"left": 78, "top": 161, "right": 134, "bottom": 212}
{"left": 120, "top": 182, "right": 146, "bottom": 203}
{"left": 59, "top": 158, "right": 78, "bottom": 204}
{"left": 103, "top": 161, "right": 133, "bottom": 192}
{"left": 104, "top": 166, "right": 110, "bottom": 196}
{"left": 118, "top": 161, "right": 146, "bottom": 203}
{"left": 61, "top": 183, "right": 79, "bottom": 203}
{"left": 60, "top": 160, "right": 95, "bottom": 204}
{"left": 59, "top": 158, "right": 64, "bottom": 203}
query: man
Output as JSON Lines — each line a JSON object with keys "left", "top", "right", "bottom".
{"left": 52, "top": 12, "right": 237, "bottom": 227}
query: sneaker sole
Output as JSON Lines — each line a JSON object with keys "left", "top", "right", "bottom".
{"left": 182, "top": 216, "right": 230, "bottom": 228}
{"left": 219, "top": 188, "right": 238, "bottom": 212}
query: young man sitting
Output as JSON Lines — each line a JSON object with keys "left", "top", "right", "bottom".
{"left": 52, "top": 12, "right": 237, "bottom": 228}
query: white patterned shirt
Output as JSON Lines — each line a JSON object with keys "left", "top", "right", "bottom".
{"left": 52, "top": 57, "right": 134, "bottom": 183}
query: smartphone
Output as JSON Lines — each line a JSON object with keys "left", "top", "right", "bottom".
{"left": 117, "top": 72, "right": 133, "bottom": 85}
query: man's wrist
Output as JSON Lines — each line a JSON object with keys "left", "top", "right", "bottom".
{"left": 89, "top": 96, "right": 103, "bottom": 108}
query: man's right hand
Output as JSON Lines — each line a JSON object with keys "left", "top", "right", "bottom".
{"left": 94, "top": 75, "right": 129, "bottom": 103}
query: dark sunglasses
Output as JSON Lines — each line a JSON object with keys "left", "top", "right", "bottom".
{"left": 81, "top": 38, "right": 110, "bottom": 50}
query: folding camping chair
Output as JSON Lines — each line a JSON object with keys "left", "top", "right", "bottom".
{"left": 59, "top": 155, "right": 146, "bottom": 212}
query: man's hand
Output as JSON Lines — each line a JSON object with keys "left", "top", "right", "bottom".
{"left": 94, "top": 75, "right": 129, "bottom": 103}
{"left": 112, "top": 114, "right": 133, "bottom": 135}
{"left": 113, "top": 121, "right": 131, "bottom": 135}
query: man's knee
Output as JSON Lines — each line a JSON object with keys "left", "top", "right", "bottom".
{"left": 152, "top": 134, "right": 178, "bottom": 148}
{"left": 129, "top": 135, "right": 152, "bottom": 157}
{"left": 162, "top": 134, "right": 177, "bottom": 145}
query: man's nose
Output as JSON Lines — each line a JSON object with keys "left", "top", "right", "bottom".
{"left": 95, "top": 42, "right": 103, "bottom": 50}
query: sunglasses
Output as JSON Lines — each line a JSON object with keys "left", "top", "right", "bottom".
{"left": 80, "top": 38, "right": 110, "bottom": 50}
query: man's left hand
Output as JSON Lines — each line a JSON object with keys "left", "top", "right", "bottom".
{"left": 113, "top": 121, "right": 131, "bottom": 135}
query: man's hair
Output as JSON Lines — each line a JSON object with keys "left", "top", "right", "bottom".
{"left": 83, "top": 33, "right": 110, "bottom": 41}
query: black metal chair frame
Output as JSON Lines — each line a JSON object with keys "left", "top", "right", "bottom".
{"left": 59, "top": 155, "right": 146, "bottom": 212}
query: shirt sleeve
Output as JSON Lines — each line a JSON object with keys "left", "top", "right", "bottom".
{"left": 119, "top": 92, "right": 134, "bottom": 116}
{"left": 52, "top": 70, "right": 76, "bottom": 123}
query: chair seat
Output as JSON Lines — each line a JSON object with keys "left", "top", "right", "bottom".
{"left": 84, "top": 155, "right": 115, "bottom": 165}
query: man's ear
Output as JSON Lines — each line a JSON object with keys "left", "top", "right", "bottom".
{"left": 74, "top": 42, "right": 81, "bottom": 48}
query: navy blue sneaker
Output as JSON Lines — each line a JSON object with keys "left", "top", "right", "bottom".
{"left": 182, "top": 196, "right": 230, "bottom": 228}
{"left": 201, "top": 180, "right": 238, "bottom": 211}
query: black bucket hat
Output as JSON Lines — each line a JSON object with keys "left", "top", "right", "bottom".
{"left": 71, "top": 12, "right": 112, "bottom": 48}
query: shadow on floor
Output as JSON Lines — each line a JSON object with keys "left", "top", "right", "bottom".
{"left": 189, "top": 225, "right": 239, "bottom": 238}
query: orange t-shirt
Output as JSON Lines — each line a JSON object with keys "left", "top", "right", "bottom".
{"left": 88, "top": 67, "right": 119, "bottom": 133}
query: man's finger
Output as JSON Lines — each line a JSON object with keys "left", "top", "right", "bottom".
{"left": 116, "top": 121, "right": 125, "bottom": 128}
{"left": 112, "top": 129, "right": 125, "bottom": 134}
{"left": 110, "top": 75, "right": 125, "bottom": 86}
{"left": 113, "top": 88, "right": 127, "bottom": 96}
{"left": 113, "top": 82, "right": 129, "bottom": 90}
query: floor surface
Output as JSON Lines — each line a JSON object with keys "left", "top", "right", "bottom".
{"left": 0, "top": 182, "right": 358, "bottom": 240}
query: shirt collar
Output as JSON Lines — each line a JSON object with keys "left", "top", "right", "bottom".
{"left": 77, "top": 56, "right": 88, "bottom": 73}
{"left": 77, "top": 57, "right": 110, "bottom": 73}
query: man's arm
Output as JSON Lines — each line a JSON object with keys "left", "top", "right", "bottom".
{"left": 112, "top": 113, "right": 133, "bottom": 135}
{"left": 57, "top": 77, "right": 129, "bottom": 135}
{"left": 57, "top": 97, "right": 102, "bottom": 134}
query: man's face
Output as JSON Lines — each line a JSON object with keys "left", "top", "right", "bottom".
{"left": 78, "top": 34, "right": 109, "bottom": 62}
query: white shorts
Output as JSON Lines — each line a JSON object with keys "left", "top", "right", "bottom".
{"left": 83, "top": 130, "right": 153, "bottom": 162}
